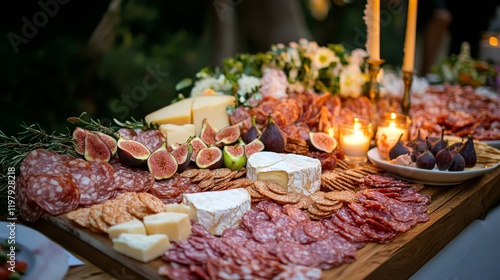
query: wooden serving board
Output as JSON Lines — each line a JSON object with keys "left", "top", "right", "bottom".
{"left": 27, "top": 166, "right": 500, "bottom": 280}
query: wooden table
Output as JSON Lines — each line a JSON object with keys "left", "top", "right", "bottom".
{"left": 25, "top": 166, "right": 500, "bottom": 280}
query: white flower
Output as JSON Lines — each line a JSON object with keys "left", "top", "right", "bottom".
{"left": 340, "top": 63, "right": 367, "bottom": 98}
{"left": 237, "top": 74, "right": 261, "bottom": 95}
{"left": 190, "top": 74, "right": 232, "bottom": 97}
{"left": 287, "top": 47, "right": 302, "bottom": 68}
{"left": 259, "top": 68, "right": 289, "bottom": 99}
{"left": 349, "top": 49, "right": 368, "bottom": 66}
{"left": 288, "top": 82, "right": 305, "bottom": 93}
{"left": 311, "top": 47, "right": 338, "bottom": 70}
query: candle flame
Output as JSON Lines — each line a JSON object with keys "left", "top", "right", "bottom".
{"left": 489, "top": 36, "right": 499, "bottom": 46}
{"left": 354, "top": 118, "right": 360, "bottom": 130}
{"left": 390, "top": 112, "right": 396, "bottom": 120}
{"left": 327, "top": 127, "right": 335, "bottom": 138}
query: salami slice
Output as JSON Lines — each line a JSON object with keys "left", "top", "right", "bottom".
{"left": 293, "top": 222, "right": 316, "bottom": 244}
{"left": 271, "top": 214, "right": 298, "bottom": 229}
{"left": 110, "top": 162, "right": 155, "bottom": 192}
{"left": 363, "top": 190, "right": 417, "bottom": 223}
{"left": 89, "top": 160, "right": 115, "bottom": 192}
{"left": 158, "top": 263, "right": 199, "bottom": 280}
{"left": 308, "top": 239, "right": 343, "bottom": 268}
{"left": 20, "top": 149, "right": 62, "bottom": 177}
{"left": 303, "top": 220, "right": 327, "bottom": 240}
{"left": 149, "top": 175, "right": 184, "bottom": 198}
{"left": 136, "top": 129, "right": 166, "bottom": 152}
{"left": 64, "top": 158, "right": 99, "bottom": 205}
{"left": 277, "top": 241, "right": 319, "bottom": 267}
{"left": 241, "top": 209, "right": 270, "bottom": 233}
{"left": 17, "top": 175, "right": 44, "bottom": 222}
{"left": 283, "top": 204, "right": 310, "bottom": 223}
{"left": 252, "top": 221, "right": 277, "bottom": 244}
{"left": 26, "top": 174, "right": 80, "bottom": 215}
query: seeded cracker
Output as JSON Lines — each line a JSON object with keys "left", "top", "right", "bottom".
{"left": 266, "top": 181, "right": 288, "bottom": 195}
{"left": 325, "top": 190, "right": 357, "bottom": 203}
{"left": 180, "top": 168, "right": 201, "bottom": 179}
{"left": 310, "top": 191, "right": 339, "bottom": 206}
{"left": 191, "top": 169, "right": 212, "bottom": 183}
{"left": 66, "top": 207, "right": 91, "bottom": 228}
{"left": 101, "top": 199, "right": 126, "bottom": 226}
{"left": 89, "top": 204, "right": 108, "bottom": 233}
{"left": 198, "top": 176, "right": 215, "bottom": 191}
{"left": 127, "top": 196, "right": 152, "bottom": 219}
{"left": 212, "top": 168, "right": 232, "bottom": 179}
{"left": 138, "top": 192, "right": 166, "bottom": 213}
{"left": 245, "top": 185, "right": 266, "bottom": 199}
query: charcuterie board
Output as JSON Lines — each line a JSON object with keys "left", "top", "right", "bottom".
{"left": 26, "top": 165, "right": 500, "bottom": 280}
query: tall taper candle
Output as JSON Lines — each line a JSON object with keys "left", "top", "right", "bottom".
{"left": 403, "top": 0, "right": 418, "bottom": 71}
{"left": 368, "top": 0, "right": 380, "bottom": 60}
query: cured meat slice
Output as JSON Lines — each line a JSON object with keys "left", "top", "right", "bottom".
{"left": 276, "top": 241, "right": 320, "bottom": 267}
{"left": 293, "top": 222, "right": 316, "bottom": 244}
{"left": 271, "top": 214, "right": 298, "bottom": 229}
{"left": 282, "top": 204, "right": 310, "bottom": 223}
{"left": 303, "top": 220, "right": 327, "bottom": 240}
{"left": 331, "top": 214, "right": 371, "bottom": 244}
{"left": 241, "top": 209, "right": 270, "bottom": 233}
{"left": 64, "top": 158, "right": 99, "bottom": 205}
{"left": 136, "top": 129, "right": 166, "bottom": 152}
{"left": 158, "top": 263, "right": 199, "bottom": 280}
{"left": 308, "top": 239, "right": 343, "bottom": 268}
{"left": 276, "top": 224, "right": 296, "bottom": 243}
{"left": 90, "top": 160, "right": 115, "bottom": 192}
{"left": 363, "top": 190, "right": 417, "bottom": 223}
{"left": 148, "top": 175, "right": 184, "bottom": 198}
{"left": 17, "top": 175, "right": 44, "bottom": 222}
{"left": 110, "top": 162, "right": 155, "bottom": 193}
{"left": 329, "top": 235, "right": 357, "bottom": 262}
{"left": 20, "top": 149, "right": 62, "bottom": 177}
{"left": 273, "top": 265, "right": 322, "bottom": 280}
{"left": 221, "top": 228, "right": 252, "bottom": 246}
{"left": 252, "top": 221, "right": 277, "bottom": 243}
{"left": 256, "top": 200, "right": 284, "bottom": 218}
{"left": 26, "top": 174, "right": 80, "bottom": 215}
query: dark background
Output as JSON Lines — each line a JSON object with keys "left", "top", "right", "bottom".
{"left": 0, "top": 0, "right": 497, "bottom": 136}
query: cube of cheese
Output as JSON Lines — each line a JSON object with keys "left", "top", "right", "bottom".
{"left": 112, "top": 233, "right": 171, "bottom": 263}
{"left": 144, "top": 97, "right": 193, "bottom": 126}
{"left": 108, "top": 219, "right": 147, "bottom": 240}
{"left": 159, "top": 124, "right": 196, "bottom": 147}
{"left": 143, "top": 212, "right": 192, "bottom": 242}
{"left": 164, "top": 203, "right": 197, "bottom": 220}
{"left": 182, "top": 188, "right": 251, "bottom": 235}
{"left": 192, "top": 95, "right": 235, "bottom": 135}
{"left": 246, "top": 151, "right": 322, "bottom": 196}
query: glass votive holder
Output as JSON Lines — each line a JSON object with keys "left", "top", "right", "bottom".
{"left": 375, "top": 112, "right": 411, "bottom": 160}
{"left": 339, "top": 118, "right": 373, "bottom": 165}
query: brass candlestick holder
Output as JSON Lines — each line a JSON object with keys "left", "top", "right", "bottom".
{"left": 402, "top": 70, "right": 414, "bottom": 116}
{"left": 365, "top": 59, "right": 385, "bottom": 133}
{"left": 366, "top": 59, "right": 385, "bottom": 102}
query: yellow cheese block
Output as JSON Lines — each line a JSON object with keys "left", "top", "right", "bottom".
{"left": 145, "top": 97, "right": 193, "bottom": 126}
{"left": 108, "top": 219, "right": 147, "bottom": 240}
{"left": 112, "top": 233, "right": 171, "bottom": 263}
{"left": 192, "top": 95, "right": 235, "bottom": 135}
{"left": 165, "top": 203, "right": 197, "bottom": 220}
{"left": 159, "top": 124, "right": 196, "bottom": 147}
{"left": 143, "top": 212, "right": 192, "bottom": 242}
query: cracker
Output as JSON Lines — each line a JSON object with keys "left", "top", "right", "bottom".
{"left": 180, "top": 168, "right": 201, "bottom": 179}
{"left": 310, "top": 191, "right": 339, "bottom": 207}
{"left": 245, "top": 185, "right": 266, "bottom": 199}
{"left": 233, "top": 168, "right": 247, "bottom": 179}
{"left": 266, "top": 181, "right": 288, "bottom": 195}
{"left": 307, "top": 203, "right": 333, "bottom": 217}
{"left": 89, "top": 204, "right": 108, "bottom": 233}
{"left": 314, "top": 201, "right": 342, "bottom": 212}
{"left": 127, "top": 196, "right": 151, "bottom": 219}
{"left": 211, "top": 168, "right": 232, "bottom": 179}
{"left": 138, "top": 192, "right": 166, "bottom": 213}
{"left": 291, "top": 195, "right": 312, "bottom": 210}
{"left": 324, "top": 190, "right": 357, "bottom": 203}
{"left": 191, "top": 169, "right": 213, "bottom": 183}
{"left": 66, "top": 207, "right": 91, "bottom": 228}
{"left": 101, "top": 199, "right": 126, "bottom": 226}
{"left": 116, "top": 212, "right": 136, "bottom": 224}
{"left": 197, "top": 176, "right": 215, "bottom": 191}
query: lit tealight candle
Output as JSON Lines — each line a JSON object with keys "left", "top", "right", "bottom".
{"left": 340, "top": 118, "right": 372, "bottom": 164}
{"left": 376, "top": 112, "right": 411, "bottom": 159}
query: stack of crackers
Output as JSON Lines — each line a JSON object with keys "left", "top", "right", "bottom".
{"left": 180, "top": 168, "right": 253, "bottom": 192}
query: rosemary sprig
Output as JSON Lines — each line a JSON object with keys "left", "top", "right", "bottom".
{"left": 67, "top": 112, "right": 158, "bottom": 136}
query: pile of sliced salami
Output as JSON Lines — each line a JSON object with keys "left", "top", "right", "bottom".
{"left": 16, "top": 148, "right": 196, "bottom": 222}
{"left": 160, "top": 176, "right": 430, "bottom": 279}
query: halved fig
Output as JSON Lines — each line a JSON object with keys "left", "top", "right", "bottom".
{"left": 200, "top": 118, "right": 218, "bottom": 146}
{"left": 171, "top": 141, "right": 193, "bottom": 173}
{"left": 84, "top": 132, "right": 112, "bottom": 162}
{"left": 244, "top": 138, "right": 265, "bottom": 158}
{"left": 189, "top": 137, "right": 208, "bottom": 162}
{"left": 309, "top": 131, "right": 337, "bottom": 153}
{"left": 72, "top": 127, "right": 87, "bottom": 155}
{"left": 223, "top": 144, "right": 247, "bottom": 171}
{"left": 196, "top": 146, "right": 223, "bottom": 169}
{"left": 215, "top": 123, "right": 241, "bottom": 146}
{"left": 117, "top": 137, "right": 151, "bottom": 167}
{"left": 96, "top": 131, "right": 118, "bottom": 156}
{"left": 147, "top": 143, "right": 178, "bottom": 180}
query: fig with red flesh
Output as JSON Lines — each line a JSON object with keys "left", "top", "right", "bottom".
{"left": 215, "top": 123, "right": 241, "bottom": 146}
{"left": 72, "top": 127, "right": 87, "bottom": 155}
{"left": 244, "top": 138, "right": 265, "bottom": 158}
{"left": 196, "top": 146, "right": 223, "bottom": 169}
{"left": 308, "top": 131, "right": 337, "bottom": 153}
{"left": 147, "top": 143, "right": 178, "bottom": 180}
{"left": 117, "top": 137, "right": 151, "bottom": 167}
{"left": 200, "top": 118, "right": 218, "bottom": 146}
{"left": 171, "top": 141, "right": 193, "bottom": 173}
{"left": 96, "top": 131, "right": 118, "bottom": 156}
{"left": 260, "top": 114, "right": 286, "bottom": 153}
{"left": 223, "top": 144, "right": 247, "bottom": 171}
{"left": 242, "top": 115, "right": 261, "bottom": 144}
{"left": 189, "top": 137, "right": 208, "bottom": 162}
{"left": 84, "top": 132, "right": 112, "bottom": 162}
